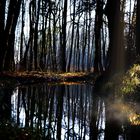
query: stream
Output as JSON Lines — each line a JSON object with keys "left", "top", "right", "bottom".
{"left": 0, "top": 83, "right": 140, "bottom": 139}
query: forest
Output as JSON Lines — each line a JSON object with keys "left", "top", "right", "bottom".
{"left": 0, "top": 0, "right": 139, "bottom": 74}
{"left": 1, "top": 0, "right": 140, "bottom": 140}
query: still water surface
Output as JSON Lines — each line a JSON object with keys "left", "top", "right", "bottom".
{"left": 0, "top": 83, "right": 140, "bottom": 139}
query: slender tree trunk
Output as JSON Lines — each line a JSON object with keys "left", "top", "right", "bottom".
{"left": 52, "top": 13, "right": 57, "bottom": 71}
{"left": 136, "top": 0, "right": 140, "bottom": 56}
{"left": 76, "top": 19, "right": 80, "bottom": 72}
{"left": 82, "top": 13, "right": 88, "bottom": 72}
{"left": 34, "top": 0, "right": 41, "bottom": 70}
{"left": 0, "top": 0, "right": 6, "bottom": 71}
{"left": 20, "top": 0, "right": 25, "bottom": 62}
{"left": 28, "top": 1, "right": 35, "bottom": 71}
{"left": 87, "top": 12, "right": 91, "bottom": 72}
{"left": 19, "top": 0, "right": 25, "bottom": 70}
{"left": 59, "top": 0, "right": 67, "bottom": 72}
{"left": 67, "top": 0, "right": 76, "bottom": 72}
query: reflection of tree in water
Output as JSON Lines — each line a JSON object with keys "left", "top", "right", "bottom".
{"left": 104, "top": 95, "right": 122, "bottom": 140}
{"left": 0, "top": 88, "right": 12, "bottom": 120}
{"left": 10, "top": 84, "right": 105, "bottom": 139}
{"left": 0, "top": 83, "right": 140, "bottom": 139}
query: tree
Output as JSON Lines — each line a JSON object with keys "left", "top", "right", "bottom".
{"left": 105, "top": 0, "right": 124, "bottom": 74}
{"left": 0, "top": 0, "right": 6, "bottom": 71}
{"left": 0, "top": 0, "right": 22, "bottom": 71}
{"left": 34, "top": 0, "right": 41, "bottom": 70}
{"left": 67, "top": 0, "right": 76, "bottom": 72}
{"left": 59, "top": 0, "right": 67, "bottom": 72}
{"left": 94, "top": 0, "right": 104, "bottom": 72}
{"left": 136, "top": 0, "right": 140, "bottom": 56}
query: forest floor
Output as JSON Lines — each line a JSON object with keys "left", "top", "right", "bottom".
{"left": 0, "top": 71, "right": 98, "bottom": 87}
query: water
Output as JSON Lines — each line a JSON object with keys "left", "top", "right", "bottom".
{"left": 0, "top": 83, "right": 140, "bottom": 139}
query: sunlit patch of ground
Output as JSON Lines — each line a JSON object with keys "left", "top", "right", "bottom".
{"left": 0, "top": 71, "right": 97, "bottom": 87}
{"left": 1, "top": 71, "right": 93, "bottom": 79}
{"left": 58, "top": 72, "right": 86, "bottom": 77}
{"left": 48, "top": 81, "right": 84, "bottom": 86}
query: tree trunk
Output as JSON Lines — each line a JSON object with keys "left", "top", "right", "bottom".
{"left": 67, "top": 0, "right": 76, "bottom": 72}
{"left": 105, "top": 0, "right": 124, "bottom": 74}
{"left": 52, "top": 13, "right": 57, "bottom": 71}
{"left": 94, "top": 0, "right": 104, "bottom": 72}
{"left": 0, "top": 0, "right": 6, "bottom": 71}
{"left": 136, "top": 0, "right": 140, "bottom": 56}
{"left": 59, "top": 0, "right": 67, "bottom": 72}
{"left": 34, "top": 0, "right": 41, "bottom": 70}
{"left": 20, "top": 0, "right": 25, "bottom": 62}
{"left": 3, "top": 0, "right": 22, "bottom": 71}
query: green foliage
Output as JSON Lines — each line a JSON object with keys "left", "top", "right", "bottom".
{"left": 121, "top": 64, "right": 140, "bottom": 94}
{"left": 102, "top": 64, "right": 140, "bottom": 96}
{"left": 99, "top": 64, "right": 140, "bottom": 126}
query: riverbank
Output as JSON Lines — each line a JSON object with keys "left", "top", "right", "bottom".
{"left": 0, "top": 71, "right": 98, "bottom": 87}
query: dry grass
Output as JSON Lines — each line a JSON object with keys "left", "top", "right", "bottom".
{"left": 0, "top": 71, "right": 97, "bottom": 87}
